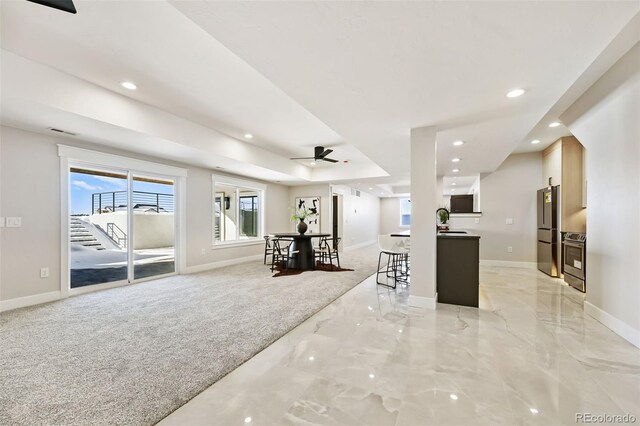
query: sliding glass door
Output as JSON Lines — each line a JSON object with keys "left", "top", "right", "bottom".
{"left": 131, "top": 174, "right": 175, "bottom": 280}
{"left": 69, "top": 167, "right": 129, "bottom": 288}
{"left": 68, "top": 167, "right": 177, "bottom": 290}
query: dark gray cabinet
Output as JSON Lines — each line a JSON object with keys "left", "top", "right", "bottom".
{"left": 437, "top": 233, "right": 480, "bottom": 307}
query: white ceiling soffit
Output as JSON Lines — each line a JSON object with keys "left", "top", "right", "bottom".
{"left": 172, "top": 1, "right": 639, "bottom": 181}
{"left": 514, "top": 12, "right": 640, "bottom": 154}
{"left": 0, "top": 0, "right": 385, "bottom": 182}
{"left": 0, "top": 50, "right": 310, "bottom": 182}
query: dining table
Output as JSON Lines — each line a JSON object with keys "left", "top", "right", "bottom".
{"left": 272, "top": 233, "right": 331, "bottom": 270}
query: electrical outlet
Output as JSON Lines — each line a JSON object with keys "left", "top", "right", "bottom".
{"left": 506, "top": 218, "right": 513, "bottom": 225}
{"left": 507, "top": 246, "right": 513, "bottom": 253}
{"left": 475, "top": 218, "right": 480, "bottom": 224}
{"left": 201, "top": 248, "right": 206, "bottom": 255}
{"left": 40, "top": 267, "right": 50, "bottom": 278}
{"left": 6, "top": 217, "right": 21, "bottom": 227}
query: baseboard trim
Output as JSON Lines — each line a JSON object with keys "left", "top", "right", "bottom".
{"left": 409, "top": 293, "right": 437, "bottom": 310}
{"left": 0, "top": 291, "right": 62, "bottom": 313}
{"left": 584, "top": 301, "right": 640, "bottom": 349}
{"left": 480, "top": 260, "right": 537, "bottom": 269}
{"left": 344, "top": 240, "right": 376, "bottom": 251}
{"left": 185, "top": 254, "right": 263, "bottom": 274}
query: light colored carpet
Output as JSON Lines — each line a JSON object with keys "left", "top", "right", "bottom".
{"left": 0, "top": 245, "right": 381, "bottom": 426}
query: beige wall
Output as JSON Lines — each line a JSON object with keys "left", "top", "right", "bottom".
{"left": 288, "top": 184, "right": 332, "bottom": 234}
{"left": 448, "top": 152, "right": 543, "bottom": 263}
{"left": 561, "top": 43, "right": 640, "bottom": 343}
{"left": 380, "top": 197, "right": 403, "bottom": 235}
{"left": 1, "top": 127, "right": 61, "bottom": 301}
{"left": 0, "top": 125, "right": 291, "bottom": 304}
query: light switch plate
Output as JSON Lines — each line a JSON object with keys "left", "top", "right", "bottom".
{"left": 6, "top": 217, "right": 21, "bottom": 227}
{"left": 507, "top": 246, "right": 513, "bottom": 253}
{"left": 0, "top": 217, "right": 4, "bottom": 227}
{"left": 40, "top": 267, "right": 50, "bottom": 278}
{"left": 506, "top": 218, "right": 513, "bottom": 225}
{"left": 475, "top": 218, "right": 480, "bottom": 224}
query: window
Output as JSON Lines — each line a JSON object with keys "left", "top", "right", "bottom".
{"left": 400, "top": 198, "right": 411, "bottom": 226}
{"left": 213, "top": 176, "right": 265, "bottom": 245}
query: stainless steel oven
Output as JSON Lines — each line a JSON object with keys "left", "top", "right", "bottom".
{"left": 564, "top": 232, "right": 586, "bottom": 292}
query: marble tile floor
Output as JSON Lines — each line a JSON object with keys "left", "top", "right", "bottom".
{"left": 159, "top": 266, "right": 640, "bottom": 426}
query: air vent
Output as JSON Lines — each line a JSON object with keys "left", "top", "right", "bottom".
{"left": 47, "top": 127, "right": 77, "bottom": 136}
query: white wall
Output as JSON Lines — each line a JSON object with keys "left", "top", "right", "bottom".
{"left": 331, "top": 185, "right": 380, "bottom": 248}
{"left": 89, "top": 212, "right": 175, "bottom": 250}
{"left": 561, "top": 43, "right": 640, "bottom": 346}
{"left": 448, "top": 152, "right": 543, "bottom": 263}
{"left": 0, "top": 125, "right": 290, "bottom": 306}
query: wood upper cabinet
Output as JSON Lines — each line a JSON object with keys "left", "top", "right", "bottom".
{"left": 543, "top": 136, "right": 587, "bottom": 233}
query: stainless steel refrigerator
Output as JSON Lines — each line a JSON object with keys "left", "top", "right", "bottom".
{"left": 537, "top": 186, "right": 559, "bottom": 277}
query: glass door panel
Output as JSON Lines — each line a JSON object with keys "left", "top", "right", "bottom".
{"left": 69, "top": 167, "right": 129, "bottom": 288}
{"left": 131, "top": 175, "right": 175, "bottom": 280}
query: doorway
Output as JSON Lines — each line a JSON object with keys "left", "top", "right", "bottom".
{"left": 332, "top": 194, "right": 344, "bottom": 251}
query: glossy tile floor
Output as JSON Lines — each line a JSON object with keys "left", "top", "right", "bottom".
{"left": 159, "top": 266, "right": 640, "bottom": 426}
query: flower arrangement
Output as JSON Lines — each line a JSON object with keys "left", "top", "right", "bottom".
{"left": 290, "top": 207, "right": 317, "bottom": 222}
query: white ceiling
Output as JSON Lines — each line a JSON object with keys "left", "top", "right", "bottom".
{"left": 442, "top": 175, "right": 479, "bottom": 197}
{"left": 1, "top": 0, "right": 638, "bottom": 191}
{"left": 171, "top": 1, "right": 638, "bottom": 180}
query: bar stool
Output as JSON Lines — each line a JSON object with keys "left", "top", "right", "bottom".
{"left": 376, "top": 235, "right": 410, "bottom": 289}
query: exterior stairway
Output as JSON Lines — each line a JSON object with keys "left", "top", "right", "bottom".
{"left": 70, "top": 216, "right": 105, "bottom": 250}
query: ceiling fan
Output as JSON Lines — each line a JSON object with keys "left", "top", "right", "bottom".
{"left": 290, "top": 146, "right": 339, "bottom": 163}
{"left": 27, "top": 0, "right": 76, "bottom": 14}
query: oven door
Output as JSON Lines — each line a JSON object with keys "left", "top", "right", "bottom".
{"left": 564, "top": 241, "right": 585, "bottom": 279}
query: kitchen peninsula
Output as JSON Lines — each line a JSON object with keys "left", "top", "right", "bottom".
{"left": 437, "top": 230, "right": 481, "bottom": 307}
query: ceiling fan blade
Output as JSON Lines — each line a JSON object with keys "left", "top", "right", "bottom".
{"left": 318, "top": 149, "right": 333, "bottom": 158}
{"left": 27, "top": 0, "right": 77, "bottom": 13}
{"left": 290, "top": 157, "right": 315, "bottom": 160}
{"left": 322, "top": 158, "right": 339, "bottom": 163}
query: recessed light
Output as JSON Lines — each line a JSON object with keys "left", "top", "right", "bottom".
{"left": 244, "top": 417, "right": 252, "bottom": 423}
{"left": 531, "top": 139, "right": 540, "bottom": 144}
{"left": 452, "top": 183, "right": 457, "bottom": 186}
{"left": 310, "top": 161, "right": 316, "bottom": 166}
{"left": 120, "top": 81, "right": 137, "bottom": 90}
{"left": 369, "top": 373, "right": 375, "bottom": 379}
{"left": 548, "top": 122, "right": 561, "bottom": 128}
{"left": 453, "top": 140, "right": 464, "bottom": 146}
{"left": 398, "top": 329, "right": 403, "bottom": 333}
{"left": 244, "top": 133, "right": 253, "bottom": 139}
{"left": 529, "top": 408, "right": 539, "bottom": 415}
{"left": 450, "top": 394, "right": 458, "bottom": 400}
{"left": 451, "top": 158, "right": 461, "bottom": 163}
{"left": 308, "top": 356, "right": 315, "bottom": 361}
{"left": 369, "top": 187, "right": 373, "bottom": 190}
{"left": 452, "top": 169, "right": 460, "bottom": 173}
{"left": 506, "top": 88, "right": 525, "bottom": 98}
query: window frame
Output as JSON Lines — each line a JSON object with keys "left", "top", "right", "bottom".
{"left": 212, "top": 175, "right": 266, "bottom": 248}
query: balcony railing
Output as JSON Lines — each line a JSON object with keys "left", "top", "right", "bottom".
{"left": 92, "top": 191, "right": 174, "bottom": 214}
{"left": 106, "top": 223, "right": 127, "bottom": 249}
